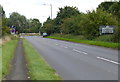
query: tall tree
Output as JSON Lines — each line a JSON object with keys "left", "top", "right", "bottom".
{"left": 98, "top": 1, "right": 120, "bottom": 42}
{"left": 54, "top": 6, "right": 80, "bottom": 33}
{"left": 41, "top": 17, "right": 55, "bottom": 35}
{"left": 0, "top": 5, "right": 10, "bottom": 36}
{"left": 97, "top": 1, "right": 115, "bottom": 13}
{"left": 7, "top": 12, "right": 27, "bottom": 33}
{"left": 29, "top": 18, "right": 42, "bottom": 33}
{"left": 0, "top": 5, "right": 5, "bottom": 18}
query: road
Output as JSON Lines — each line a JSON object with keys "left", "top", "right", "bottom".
{"left": 25, "top": 36, "right": 118, "bottom": 80}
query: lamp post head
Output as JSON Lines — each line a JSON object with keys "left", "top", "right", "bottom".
{"left": 43, "top": 4, "right": 47, "bottom": 5}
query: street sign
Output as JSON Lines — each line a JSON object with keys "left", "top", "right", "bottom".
{"left": 99, "top": 26, "right": 115, "bottom": 35}
{"left": 10, "top": 26, "right": 16, "bottom": 35}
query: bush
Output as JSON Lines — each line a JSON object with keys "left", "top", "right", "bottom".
{"left": 112, "top": 27, "right": 120, "bottom": 43}
{"left": 94, "top": 35, "right": 114, "bottom": 42}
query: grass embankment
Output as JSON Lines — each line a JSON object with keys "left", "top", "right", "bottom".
{"left": 2, "top": 39, "right": 18, "bottom": 79}
{"left": 23, "top": 39, "right": 61, "bottom": 80}
{"left": 46, "top": 34, "right": 119, "bottom": 49}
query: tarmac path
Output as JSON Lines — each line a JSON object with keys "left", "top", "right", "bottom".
{"left": 4, "top": 39, "right": 28, "bottom": 80}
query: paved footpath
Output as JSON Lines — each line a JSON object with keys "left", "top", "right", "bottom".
{"left": 4, "top": 39, "right": 28, "bottom": 80}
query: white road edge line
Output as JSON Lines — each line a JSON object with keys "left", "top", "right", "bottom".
{"left": 97, "top": 56, "right": 119, "bottom": 65}
{"left": 73, "top": 49, "right": 88, "bottom": 54}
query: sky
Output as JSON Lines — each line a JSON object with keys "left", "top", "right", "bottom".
{"left": 1, "top": 0, "right": 113, "bottom": 23}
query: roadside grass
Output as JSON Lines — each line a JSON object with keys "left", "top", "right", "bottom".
{"left": 2, "top": 39, "right": 18, "bottom": 79}
{"left": 46, "top": 35, "right": 119, "bottom": 49}
{"left": 0, "top": 45, "right": 2, "bottom": 81}
{"left": 23, "top": 39, "right": 61, "bottom": 80}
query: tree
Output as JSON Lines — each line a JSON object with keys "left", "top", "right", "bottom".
{"left": 97, "top": 1, "right": 115, "bottom": 13}
{"left": 7, "top": 12, "right": 27, "bottom": 33}
{"left": 28, "top": 18, "right": 42, "bottom": 33}
{"left": 109, "top": 2, "right": 120, "bottom": 16}
{"left": 54, "top": 6, "right": 80, "bottom": 33}
{"left": 41, "top": 17, "right": 55, "bottom": 35}
{"left": 0, "top": 5, "right": 10, "bottom": 36}
{"left": 6, "top": 12, "right": 42, "bottom": 33}
{"left": 82, "top": 9, "right": 117, "bottom": 39}
{"left": 98, "top": 1, "right": 120, "bottom": 42}
{"left": 0, "top": 5, "right": 5, "bottom": 18}
{"left": 61, "top": 16, "right": 81, "bottom": 35}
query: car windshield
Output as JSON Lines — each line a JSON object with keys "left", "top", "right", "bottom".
{"left": 43, "top": 33, "right": 47, "bottom": 35}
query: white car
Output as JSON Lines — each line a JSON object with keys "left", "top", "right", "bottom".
{"left": 42, "top": 33, "right": 48, "bottom": 37}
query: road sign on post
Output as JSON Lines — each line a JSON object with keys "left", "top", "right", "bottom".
{"left": 10, "top": 26, "right": 16, "bottom": 35}
{"left": 99, "top": 25, "right": 115, "bottom": 35}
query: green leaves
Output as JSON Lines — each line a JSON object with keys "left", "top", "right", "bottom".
{"left": 0, "top": 5, "right": 10, "bottom": 36}
{"left": 29, "top": 19, "right": 42, "bottom": 33}
{"left": 42, "top": 6, "right": 80, "bottom": 34}
{"left": 41, "top": 18, "right": 55, "bottom": 35}
{"left": 6, "top": 12, "right": 42, "bottom": 33}
{"left": 0, "top": 5, "right": 5, "bottom": 18}
{"left": 7, "top": 12, "right": 27, "bottom": 33}
{"left": 42, "top": 4, "right": 118, "bottom": 41}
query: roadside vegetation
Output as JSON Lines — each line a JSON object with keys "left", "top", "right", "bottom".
{"left": 47, "top": 34, "right": 119, "bottom": 49}
{"left": 23, "top": 39, "right": 61, "bottom": 80}
{"left": 2, "top": 37, "right": 18, "bottom": 79}
{"left": 1, "top": 1, "right": 119, "bottom": 44}
{"left": 41, "top": 2, "right": 119, "bottom": 41}
{"left": 0, "top": 45, "right": 2, "bottom": 81}
{"left": 0, "top": 4, "right": 42, "bottom": 37}
{"left": 41, "top": 1, "right": 119, "bottom": 49}
{"left": 1, "top": 5, "right": 19, "bottom": 80}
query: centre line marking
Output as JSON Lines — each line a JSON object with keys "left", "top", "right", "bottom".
{"left": 64, "top": 46, "right": 68, "bottom": 48}
{"left": 55, "top": 44, "right": 58, "bottom": 45}
{"left": 73, "top": 49, "right": 88, "bottom": 54}
{"left": 97, "top": 56, "right": 119, "bottom": 65}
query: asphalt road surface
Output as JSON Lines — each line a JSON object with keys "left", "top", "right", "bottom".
{"left": 25, "top": 36, "right": 118, "bottom": 80}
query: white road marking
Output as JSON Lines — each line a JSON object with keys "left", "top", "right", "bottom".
{"left": 28, "top": 77, "right": 30, "bottom": 79}
{"left": 55, "top": 44, "right": 59, "bottom": 45}
{"left": 97, "top": 56, "right": 119, "bottom": 65}
{"left": 55, "top": 44, "right": 68, "bottom": 49}
{"left": 64, "top": 46, "right": 68, "bottom": 48}
{"left": 73, "top": 49, "right": 88, "bottom": 54}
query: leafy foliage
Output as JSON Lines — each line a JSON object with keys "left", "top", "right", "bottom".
{"left": 1, "top": 5, "right": 42, "bottom": 35}
{"left": 60, "top": 9, "right": 117, "bottom": 39}
{"left": 97, "top": 2, "right": 115, "bottom": 13}
{"left": 42, "top": 3, "right": 119, "bottom": 42}
{"left": 1, "top": 1, "right": 119, "bottom": 42}
{"left": 7, "top": 12, "right": 28, "bottom": 33}
{"left": 97, "top": 1, "right": 120, "bottom": 42}
{"left": 41, "top": 6, "right": 80, "bottom": 34}
{"left": 54, "top": 6, "right": 80, "bottom": 33}
{"left": 6, "top": 12, "right": 42, "bottom": 33}
{"left": 28, "top": 19, "right": 42, "bottom": 33}
{"left": 0, "top": 5, "right": 10, "bottom": 37}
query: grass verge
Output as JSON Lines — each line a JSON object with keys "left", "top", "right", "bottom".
{"left": 46, "top": 36, "right": 119, "bottom": 49}
{"left": 23, "top": 39, "right": 61, "bottom": 80}
{"left": 2, "top": 39, "right": 18, "bottom": 79}
{"left": 0, "top": 45, "right": 2, "bottom": 81}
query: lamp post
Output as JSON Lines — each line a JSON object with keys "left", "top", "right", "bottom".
{"left": 43, "top": 4, "right": 52, "bottom": 19}
{"left": 50, "top": 4, "right": 52, "bottom": 19}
